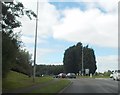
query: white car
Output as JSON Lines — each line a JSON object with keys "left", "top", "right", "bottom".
{"left": 110, "top": 74, "right": 113, "bottom": 78}
{"left": 112, "top": 70, "right": 120, "bottom": 81}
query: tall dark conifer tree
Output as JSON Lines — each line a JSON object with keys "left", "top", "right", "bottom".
{"left": 63, "top": 42, "right": 97, "bottom": 74}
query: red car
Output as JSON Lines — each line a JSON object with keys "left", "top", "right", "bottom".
{"left": 58, "top": 73, "right": 66, "bottom": 78}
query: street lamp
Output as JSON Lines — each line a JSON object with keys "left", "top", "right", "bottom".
{"left": 33, "top": 0, "right": 39, "bottom": 82}
{"left": 81, "top": 46, "right": 84, "bottom": 76}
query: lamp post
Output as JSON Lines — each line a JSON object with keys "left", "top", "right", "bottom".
{"left": 81, "top": 46, "right": 84, "bottom": 76}
{"left": 33, "top": 0, "right": 39, "bottom": 82}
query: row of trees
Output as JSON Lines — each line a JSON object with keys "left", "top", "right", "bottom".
{"left": 36, "top": 65, "right": 64, "bottom": 76}
{"left": 63, "top": 42, "right": 97, "bottom": 75}
{"left": 2, "top": 1, "right": 36, "bottom": 77}
{"left": 11, "top": 49, "right": 33, "bottom": 76}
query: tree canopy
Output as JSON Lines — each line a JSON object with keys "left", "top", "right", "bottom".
{"left": 11, "top": 49, "right": 33, "bottom": 77}
{"left": 2, "top": 1, "right": 36, "bottom": 77}
{"left": 36, "top": 65, "right": 64, "bottom": 76}
{"left": 63, "top": 42, "right": 97, "bottom": 75}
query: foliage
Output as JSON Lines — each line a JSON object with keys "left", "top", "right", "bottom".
{"left": 103, "top": 70, "right": 112, "bottom": 76}
{"left": 2, "top": 31, "right": 20, "bottom": 77}
{"left": 2, "top": 1, "right": 36, "bottom": 77}
{"left": 83, "top": 46, "right": 97, "bottom": 74}
{"left": 12, "top": 49, "right": 32, "bottom": 77}
{"left": 2, "top": 2, "right": 37, "bottom": 31}
{"left": 36, "top": 65, "right": 64, "bottom": 76}
{"left": 63, "top": 42, "right": 82, "bottom": 74}
{"left": 63, "top": 42, "right": 97, "bottom": 75}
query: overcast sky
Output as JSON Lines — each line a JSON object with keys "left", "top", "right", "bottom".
{"left": 16, "top": 0, "right": 118, "bottom": 73}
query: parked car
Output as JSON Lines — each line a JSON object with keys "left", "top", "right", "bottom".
{"left": 58, "top": 73, "right": 66, "bottom": 78}
{"left": 110, "top": 74, "right": 113, "bottom": 78}
{"left": 66, "top": 73, "right": 76, "bottom": 78}
{"left": 113, "top": 70, "right": 120, "bottom": 81}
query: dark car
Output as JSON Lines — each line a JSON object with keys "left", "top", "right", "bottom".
{"left": 66, "top": 73, "right": 76, "bottom": 78}
{"left": 58, "top": 73, "right": 66, "bottom": 78}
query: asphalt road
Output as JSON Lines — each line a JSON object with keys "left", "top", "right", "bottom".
{"left": 61, "top": 78, "right": 119, "bottom": 94}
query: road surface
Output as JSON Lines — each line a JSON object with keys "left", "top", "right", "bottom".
{"left": 61, "top": 78, "right": 119, "bottom": 94}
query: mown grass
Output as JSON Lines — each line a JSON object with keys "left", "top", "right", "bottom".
{"left": 77, "top": 75, "right": 110, "bottom": 78}
{"left": 0, "top": 78, "right": 2, "bottom": 93}
{"left": 92, "top": 75, "right": 109, "bottom": 78}
{"left": 0, "top": 78, "right": 1, "bottom": 86}
{"left": 32, "top": 79, "right": 71, "bottom": 93}
{"left": 3, "top": 71, "right": 53, "bottom": 91}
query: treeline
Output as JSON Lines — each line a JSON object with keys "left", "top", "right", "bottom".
{"left": 36, "top": 65, "right": 64, "bottom": 76}
{"left": 2, "top": 1, "right": 36, "bottom": 78}
{"left": 63, "top": 42, "right": 97, "bottom": 75}
{"left": 11, "top": 49, "right": 33, "bottom": 77}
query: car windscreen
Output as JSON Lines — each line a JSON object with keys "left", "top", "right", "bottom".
{"left": 118, "top": 70, "right": 120, "bottom": 73}
{"left": 115, "top": 70, "right": 120, "bottom": 73}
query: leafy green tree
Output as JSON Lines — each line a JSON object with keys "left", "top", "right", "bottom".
{"left": 2, "top": 1, "right": 36, "bottom": 77}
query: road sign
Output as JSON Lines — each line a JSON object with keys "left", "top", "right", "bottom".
{"left": 85, "top": 69, "right": 89, "bottom": 75}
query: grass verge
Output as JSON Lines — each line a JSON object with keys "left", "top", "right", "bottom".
{"left": 0, "top": 78, "right": 1, "bottom": 93}
{"left": 77, "top": 75, "right": 110, "bottom": 78}
{"left": 32, "top": 79, "right": 71, "bottom": 93}
{"left": 92, "top": 75, "right": 110, "bottom": 78}
{"left": 3, "top": 71, "right": 53, "bottom": 91}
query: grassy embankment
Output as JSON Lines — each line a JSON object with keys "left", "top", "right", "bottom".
{"left": 3, "top": 71, "right": 53, "bottom": 91}
{"left": 3, "top": 71, "right": 71, "bottom": 93}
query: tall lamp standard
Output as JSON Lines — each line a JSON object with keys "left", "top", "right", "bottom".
{"left": 33, "top": 0, "right": 39, "bottom": 82}
{"left": 81, "top": 46, "right": 84, "bottom": 76}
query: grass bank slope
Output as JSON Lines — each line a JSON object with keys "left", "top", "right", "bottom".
{"left": 3, "top": 71, "right": 53, "bottom": 91}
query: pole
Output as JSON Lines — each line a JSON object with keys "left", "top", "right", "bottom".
{"left": 33, "top": 0, "right": 39, "bottom": 82}
{"left": 82, "top": 46, "right": 84, "bottom": 76}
